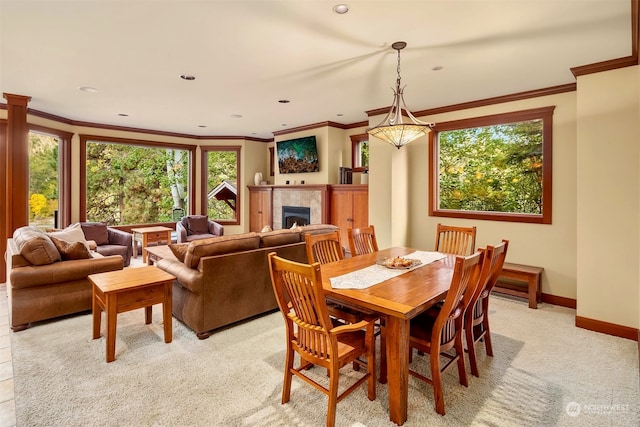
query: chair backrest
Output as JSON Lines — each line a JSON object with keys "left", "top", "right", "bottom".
{"left": 348, "top": 225, "right": 379, "bottom": 256}
{"left": 305, "top": 231, "right": 344, "bottom": 264}
{"left": 434, "top": 251, "right": 483, "bottom": 347}
{"left": 435, "top": 223, "right": 477, "bottom": 256}
{"left": 268, "top": 252, "right": 334, "bottom": 361}
{"left": 477, "top": 240, "right": 509, "bottom": 300}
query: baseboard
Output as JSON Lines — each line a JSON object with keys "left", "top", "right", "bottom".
{"left": 575, "top": 316, "right": 638, "bottom": 341}
{"left": 541, "top": 293, "right": 576, "bottom": 309}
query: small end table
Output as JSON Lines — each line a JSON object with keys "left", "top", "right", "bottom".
{"left": 131, "top": 226, "right": 173, "bottom": 263}
{"left": 90, "top": 266, "right": 175, "bottom": 362}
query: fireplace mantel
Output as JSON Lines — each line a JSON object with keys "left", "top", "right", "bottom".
{"left": 249, "top": 185, "right": 330, "bottom": 229}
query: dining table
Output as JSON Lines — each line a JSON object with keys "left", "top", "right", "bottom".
{"left": 319, "top": 247, "right": 456, "bottom": 426}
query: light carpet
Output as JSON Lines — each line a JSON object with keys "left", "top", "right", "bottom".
{"left": 10, "top": 296, "right": 639, "bottom": 426}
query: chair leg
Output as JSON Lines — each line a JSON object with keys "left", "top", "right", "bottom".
{"left": 483, "top": 316, "right": 494, "bottom": 357}
{"left": 454, "top": 332, "right": 468, "bottom": 387}
{"left": 282, "top": 348, "right": 294, "bottom": 404}
{"left": 379, "top": 325, "right": 387, "bottom": 384}
{"left": 367, "top": 344, "right": 376, "bottom": 400}
{"left": 466, "top": 323, "right": 480, "bottom": 378}
{"left": 430, "top": 351, "right": 446, "bottom": 416}
{"left": 326, "top": 367, "right": 339, "bottom": 427}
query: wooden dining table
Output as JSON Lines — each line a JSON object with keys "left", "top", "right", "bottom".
{"left": 320, "top": 247, "right": 456, "bottom": 426}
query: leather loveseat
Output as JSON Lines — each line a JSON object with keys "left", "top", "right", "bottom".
{"left": 6, "top": 226, "right": 124, "bottom": 331}
{"left": 156, "top": 224, "right": 338, "bottom": 339}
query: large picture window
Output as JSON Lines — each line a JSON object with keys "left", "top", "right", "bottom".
{"left": 429, "top": 107, "right": 553, "bottom": 224}
{"left": 28, "top": 126, "right": 72, "bottom": 229}
{"left": 201, "top": 146, "right": 240, "bottom": 225}
{"left": 80, "top": 135, "right": 195, "bottom": 225}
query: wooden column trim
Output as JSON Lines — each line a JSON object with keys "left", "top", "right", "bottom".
{"left": 0, "top": 120, "right": 7, "bottom": 283}
{"left": 4, "top": 93, "right": 31, "bottom": 233}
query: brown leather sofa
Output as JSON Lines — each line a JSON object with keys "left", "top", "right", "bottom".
{"left": 156, "top": 224, "right": 338, "bottom": 339}
{"left": 6, "top": 226, "right": 124, "bottom": 331}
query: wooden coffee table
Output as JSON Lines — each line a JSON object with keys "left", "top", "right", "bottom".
{"left": 131, "top": 226, "right": 173, "bottom": 263}
{"left": 90, "top": 266, "right": 176, "bottom": 362}
{"left": 145, "top": 245, "right": 178, "bottom": 266}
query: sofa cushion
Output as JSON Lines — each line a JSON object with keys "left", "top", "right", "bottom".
{"left": 186, "top": 215, "right": 209, "bottom": 235}
{"left": 169, "top": 243, "right": 189, "bottom": 263}
{"left": 184, "top": 233, "right": 260, "bottom": 269}
{"left": 50, "top": 236, "right": 92, "bottom": 260}
{"left": 48, "top": 223, "right": 89, "bottom": 249}
{"left": 80, "top": 222, "right": 109, "bottom": 246}
{"left": 259, "top": 229, "right": 301, "bottom": 248}
{"left": 13, "top": 226, "right": 61, "bottom": 266}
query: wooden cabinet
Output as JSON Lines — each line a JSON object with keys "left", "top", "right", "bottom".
{"left": 248, "top": 186, "right": 272, "bottom": 232}
{"left": 329, "top": 185, "right": 368, "bottom": 249}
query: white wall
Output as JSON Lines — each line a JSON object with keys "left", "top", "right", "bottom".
{"left": 576, "top": 66, "right": 639, "bottom": 329}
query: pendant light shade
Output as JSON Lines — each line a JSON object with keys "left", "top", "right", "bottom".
{"left": 367, "top": 41, "right": 434, "bottom": 149}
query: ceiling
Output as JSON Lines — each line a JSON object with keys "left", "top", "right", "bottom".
{"left": 0, "top": 0, "right": 633, "bottom": 140}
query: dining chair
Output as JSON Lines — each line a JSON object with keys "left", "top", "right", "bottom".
{"left": 434, "top": 223, "right": 477, "bottom": 256}
{"left": 305, "top": 230, "right": 372, "bottom": 336}
{"left": 267, "top": 252, "right": 377, "bottom": 427}
{"left": 305, "top": 231, "right": 344, "bottom": 264}
{"left": 347, "top": 225, "right": 379, "bottom": 256}
{"left": 465, "top": 239, "right": 509, "bottom": 377}
{"left": 403, "top": 250, "right": 484, "bottom": 416}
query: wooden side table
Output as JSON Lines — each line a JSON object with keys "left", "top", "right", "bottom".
{"left": 131, "top": 226, "right": 173, "bottom": 263}
{"left": 494, "top": 262, "right": 544, "bottom": 309}
{"left": 90, "top": 266, "right": 176, "bottom": 362}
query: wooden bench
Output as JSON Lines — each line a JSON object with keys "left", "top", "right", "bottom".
{"left": 493, "top": 262, "right": 543, "bottom": 309}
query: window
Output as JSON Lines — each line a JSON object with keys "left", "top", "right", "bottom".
{"left": 80, "top": 135, "right": 196, "bottom": 225}
{"left": 350, "top": 134, "right": 369, "bottom": 172}
{"left": 201, "top": 146, "right": 240, "bottom": 225}
{"left": 28, "top": 126, "right": 72, "bottom": 229}
{"left": 429, "top": 106, "right": 554, "bottom": 224}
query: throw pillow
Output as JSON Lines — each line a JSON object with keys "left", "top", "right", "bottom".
{"left": 168, "top": 243, "right": 189, "bottom": 263}
{"left": 13, "top": 226, "right": 61, "bottom": 266}
{"left": 186, "top": 215, "right": 209, "bottom": 235}
{"left": 48, "top": 223, "right": 90, "bottom": 249}
{"left": 79, "top": 222, "right": 109, "bottom": 246}
{"left": 50, "top": 236, "right": 92, "bottom": 260}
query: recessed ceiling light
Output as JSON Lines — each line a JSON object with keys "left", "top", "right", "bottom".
{"left": 230, "top": 114, "right": 243, "bottom": 119}
{"left": 333, "top": 4, "right": 349, "bottom": 14}
{"left": 117, "top": 113, "right": 129, "bottom": 117}
{"left": 78, "top": 86, "right": 97, "bottom": 93}
{"left": 180, "top": 74, "right": 196, "bottom": 81}
{"left": 432, "top": 66, "right": 444, "bottom": 71}
{"left": 278, "top": 99, "right": 290, "bottom": 104}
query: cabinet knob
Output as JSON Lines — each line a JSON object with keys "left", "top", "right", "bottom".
{"left": 258, "top": 210, "right": 262, "bottom": 214}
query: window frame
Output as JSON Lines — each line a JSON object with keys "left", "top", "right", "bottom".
{"left": 29, "top": 125, "right": 73, "bottom": 228}
{"left": 200, "top": 146, "right": 241, "bottom": 226}
{"left": 429, "top": 106, "right": 554, "bottom": 224}
{"left": 79, "top": 135, "right": 196, "bottom": 224}
{"left": 350, "top": 133, "right": 369, "bottom": 172}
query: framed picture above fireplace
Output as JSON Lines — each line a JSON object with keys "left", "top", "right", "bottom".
{"left": 276, "top": 136, "right": 319, "bottom": 174}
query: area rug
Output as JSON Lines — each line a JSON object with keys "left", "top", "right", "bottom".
{"left": 10, "top": 296, "right": 639, "bottom": 426}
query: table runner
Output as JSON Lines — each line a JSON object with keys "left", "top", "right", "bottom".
{"left": 329, "top": 251, "right": 447, "bottom": 290}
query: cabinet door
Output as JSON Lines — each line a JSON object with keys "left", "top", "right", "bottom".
{"left": 249, "top": 189, "right": 272, "bottom": 232}
{"left": 330, "top": 189, "right": 353, "bottom": 247}
{"left": 330, "top": 186, "right": 368, "bottom": 248}
{"left": 351, "top": 189, "right": 369, "bottom": 230}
